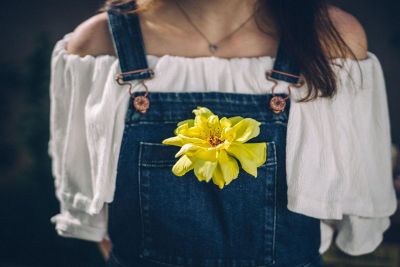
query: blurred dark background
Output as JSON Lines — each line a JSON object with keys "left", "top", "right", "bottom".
{"left": 0, "top": 0, "right": 399, "bottom": 266}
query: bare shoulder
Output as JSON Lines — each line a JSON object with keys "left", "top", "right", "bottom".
{"left": 66, "top": 12, "right": 115, "bottom": 57}
{"left": 327, "top": 5, "right": 368, "bottom": 60}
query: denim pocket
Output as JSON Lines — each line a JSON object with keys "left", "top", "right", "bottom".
{"left": 138, "top": 141, "right": 277, "bottom": 267}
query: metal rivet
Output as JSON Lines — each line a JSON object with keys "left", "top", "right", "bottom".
{"left": 269, "top": 96, "right": 286, "bottom": 114}
{"left": 133, "top": 95, "right": 150, "bottom": 113}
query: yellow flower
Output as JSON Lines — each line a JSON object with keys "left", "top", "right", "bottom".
{"left": 162, "top": 106, "right": 267, "bottom": 189}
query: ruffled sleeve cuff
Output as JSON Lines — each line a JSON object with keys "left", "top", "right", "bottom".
{"left": 50, "top": 204, "right": 108, "bottom": 242}
{"left": 319, "top": 216, "right": 391, "bottom": 255}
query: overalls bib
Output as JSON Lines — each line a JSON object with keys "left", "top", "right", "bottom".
{"left": 106, "top": 2, "right": 323, "bottom": 267}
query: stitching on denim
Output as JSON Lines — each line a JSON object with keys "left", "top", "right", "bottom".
{"left": 272, "top": 121, "right": 288, "bottom": 126}
{"left": 130, "top": 121, "right": 268, "bottom": 125}
{"left": 267, "top": 142, "right": 278, "bottom": 166}
{"left": 140, "top": 161, "right": 276, "bottom": 168}
{"left": 271, "top": 141, "right": 277, "bottom": 265}
{"left": 147, "top": 99, "right": 264, "bottom": 105}
{"left": 125, "top": 121, "right": 282, "bottom": 127}
{"left": 128, "top": 121, "right": 178, "bottom": 125}
{"left": 140, "top": 141, "right": 169, "bottom": 146}
{"left": 141, "top": 162, "right": 175, "bottom": 167}
{"left": 138, "top": 141, "right": 277, "bottom": 167}
{"left": 261, "top": 141, "right": 273, "bottom": 267}
{"left": 138, "top": 142, "right": 146, "bottom": 257}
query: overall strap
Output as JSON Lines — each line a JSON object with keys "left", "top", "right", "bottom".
{"left": 107, "top": 1, "right": 154, "bottom": 82}
{"left": 270, "top": 42, "right": 302, "bottom": 84}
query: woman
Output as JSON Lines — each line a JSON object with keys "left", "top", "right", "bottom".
{"left": 48, "top": 0, "right": 397, "bottom": 266}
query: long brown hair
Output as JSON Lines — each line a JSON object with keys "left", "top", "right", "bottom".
{"left": 101, "top": 0, "right": 360, "bottom": 102}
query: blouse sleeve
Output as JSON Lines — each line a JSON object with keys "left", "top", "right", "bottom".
{"left": 48, "top": 34, "right": 126, "bottom": 241}
{"left": 286, "top": 52, "right": 398, "bottom": 255}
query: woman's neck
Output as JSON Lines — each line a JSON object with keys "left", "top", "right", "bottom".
{"left": 146, "top": 0, "right": 259, "bottom": 37}
{"left": 172, "top": 0, "right": 257, "bottom": 19}
{"left": 137, "top": 0, "right": 277, "bottom": 58}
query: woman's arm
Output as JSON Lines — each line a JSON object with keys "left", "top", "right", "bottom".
{"left": 98, "top": 238, "right": 112, "bottom": 261}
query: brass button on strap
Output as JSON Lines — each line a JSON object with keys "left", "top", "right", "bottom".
{"left": 265, "top": 70, "right": 305, "bottom": 114}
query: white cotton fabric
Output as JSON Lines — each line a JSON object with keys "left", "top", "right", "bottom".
{"left": 48, "top": 33, "right": 397, "bottom": 255}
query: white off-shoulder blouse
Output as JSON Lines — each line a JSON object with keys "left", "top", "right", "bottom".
{"left": 48, "top": 33, "right": 397, "bottom": 256}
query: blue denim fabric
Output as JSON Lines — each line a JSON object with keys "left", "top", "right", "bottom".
{"left": 107, "top": 1, "right": 154, "bottom": 81}
{"left": 269, "top": 43, "right": 301, "bottom": 84}
{"left": 106, "top": 92, "right": 323, "bottom": 267}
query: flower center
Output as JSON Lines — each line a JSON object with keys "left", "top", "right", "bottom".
{"left": 205, "top": 124, "right": 225, "bottom": 147}
{"left": 208, "top": 135, "right": 224, "bottom": 146}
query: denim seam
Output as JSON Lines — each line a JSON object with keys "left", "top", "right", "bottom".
{"left": 128, "top": 121, "right": 247, "bottom": 126}
{"left": 271, "top": 141, "right": 277, "bottom": 265}
{"left": 125, "top": 121, "right": 290, "bottom": 127}
{"left": 137, "top": 99, "right": 268, "bottom": 105}
{"left": 138, "top": 141, "right": 278, "bottom": 167}
{"left": 138, "top": 142, "right": 146, "bottom": 258}
{"left": 139, "top": 161, "right": 277, "bottom": 168}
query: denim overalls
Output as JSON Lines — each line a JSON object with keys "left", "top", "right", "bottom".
{"left": 106, "top": 2, "right": 323, "bottom": 267}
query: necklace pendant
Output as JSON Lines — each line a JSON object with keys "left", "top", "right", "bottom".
{"left": 208, "top": 44, "right": 219, "bottom": 54}
{"left": 269, "top": 96, "right": 286, "bottom": 114}
{"left": 133, "top": 95, "right": 150, "bottom": 113}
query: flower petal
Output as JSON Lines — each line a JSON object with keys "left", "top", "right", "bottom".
{"left": 212, "top": 164, "right": 225, "bottom": 189}
{"left": 175, "top": 143, "right": 203, "bottom": 158}
{"left": 193, "top": 106, "right": 214, "bottom": 128}
{"left": 177, "top": 119, "right": 195, "bottom": 127}
{"left": 162, "top": 136, "right": 184, "bottom": 146}
{"left": 226, "top": 142, "right": 267, "bottom": 177}
{"left": 172, "top": 155, "right": 194, "bottom": 176}
{"left": 219, "top": 117, "right": 231, "bottom": 129}
{"left": 194, "top": 149, "right": 218, "bottom": 163}
{"left": 193, "top": 158, "right": 217, "bottom": 182}
{"left": 222, "top": 116, "right": 243, "bottom": 128}
{"left": 225, "top": 118, "right": 261, "bottom": 143}
{"left": 193, "top": 106, "right": 214, "bottom": 118}
{"left": 229, "top": 116, "right": 244, "bottom": 127}
{"left": 174, "top": 119, "right": 195, "bottom": 135}
{"left": 162, "top": 134, "right": 207, "bottom": 147}
{"left": 218, "top": 150, "right": 239, "bottom": 185}
{"left": 207, "top": 114, "right": 219, "bottom": 126}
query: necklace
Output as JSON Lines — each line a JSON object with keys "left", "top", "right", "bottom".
{"left": 174, "top": 0, "right": 257, "bottom": 54}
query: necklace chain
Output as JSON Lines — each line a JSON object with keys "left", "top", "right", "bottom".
{"left": 174, "top": 0, "right": 257, "bottom": 54}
